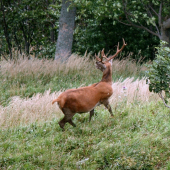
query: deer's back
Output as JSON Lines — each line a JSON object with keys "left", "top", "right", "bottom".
{"left": 57, "top": 82, "right": 113, "bottom": 113}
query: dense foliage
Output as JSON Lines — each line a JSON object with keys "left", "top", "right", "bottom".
{"left": 0, "top": 0, "right": 60, "bottom": 59}
{"left": 73, "top": 16, "right": 159, "bottom": 60}
{"left": 146, "top": 41, "right": 170, "bottom": 108}
{"left": 73, "top": 0, "right": 170, "bottom": 60}
{"left": 1, "top": 0, "right": 169, "bottom": 60}
{"left": 74, "top": 0, "right": 170, "bottom": 40}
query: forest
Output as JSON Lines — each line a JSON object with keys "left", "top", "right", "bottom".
{"left": 1, "top": 0, "right": 170, "bottom": 61}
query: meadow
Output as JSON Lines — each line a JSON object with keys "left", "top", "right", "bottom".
{"left": 0, "top": 54, "right": 170, "bottom": 169}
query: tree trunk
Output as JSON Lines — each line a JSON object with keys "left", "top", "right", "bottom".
{"left": 160, "top": 18, "right": 170, "bottom": 46}
{"left": 55, "top": 0, "right": 76, "bottom": 60}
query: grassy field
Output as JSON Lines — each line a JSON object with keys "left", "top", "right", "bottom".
{"left": 0, "top": 55, "right": 170, "bottom": 169}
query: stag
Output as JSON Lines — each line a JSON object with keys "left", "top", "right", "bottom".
{"left": 52, "top": 39, "right": 127, "bottom": 130}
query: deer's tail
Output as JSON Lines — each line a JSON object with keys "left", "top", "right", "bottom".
{"left": 52, "top": 98, "right": 59, "bottom": 105}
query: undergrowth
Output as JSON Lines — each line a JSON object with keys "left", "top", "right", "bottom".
{"left": 0, "top": 55, "right": 169, "bottom": 169}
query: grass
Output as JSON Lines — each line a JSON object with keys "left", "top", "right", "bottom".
{"left": 0, "top": 54, "right": 169, "bottom": 169}
{"left": 0, "top": 78, "right": 158, "bottom": 129}
{"left": 0, "top": 54, "right": 146, "bottom": 106}
{"left": 0, "top": 101, "right": 170, "bottom": 169}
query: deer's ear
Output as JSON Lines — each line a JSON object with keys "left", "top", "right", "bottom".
{"left": 96, "top": 61, "right": 106, "bottom": 71}
{"left": 109, "top": 59, "right": 113, "bottom": 66}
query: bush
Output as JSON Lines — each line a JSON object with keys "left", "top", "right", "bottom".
{"left": 146, "top": 41, "right": 170, "bottom": 108}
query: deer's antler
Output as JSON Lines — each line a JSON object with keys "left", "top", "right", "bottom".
{"left": 96, "top": 39, "right": 127, "bottom": 63}
{"left": 101, "top": 49, "right": 109, "bottom": 61}
{"left": 95, "top": 49, "right": 106, "bottom": 63}
{"left": 95, "top": 49, "right": 109, "bottom": 63}
{"left": 95, "top": 53, "right": 102, "bottom": 62}
{"left": 107, "top": 38, "right": 127, "bottom": 61}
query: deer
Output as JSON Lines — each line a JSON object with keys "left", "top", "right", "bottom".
{"left": 52, "top": 39, "right": 127, "bottom": 130}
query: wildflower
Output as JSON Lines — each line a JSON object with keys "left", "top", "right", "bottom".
{"left": 123, "top": 86, "right": 127, "bottom": 90}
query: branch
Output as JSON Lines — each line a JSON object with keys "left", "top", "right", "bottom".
{"left": 20, "top": 22, "right": 27, "bottom": 43}
{"left": 155, "top": 24, "right": 160, "bottom": 36}
{"left": 148, "top": 4, "right": 158, "bottom": 17}
{"left": 13, "top": 29, "right": 22, "bottom": 54}
{"left": 126, "top": 13, "right": 159, "bottom": 37}
{"left": 158, "top": 92, "right": 170, "bottom": 109}
{"left": 122, "top": 0, "right": 160, "bottom": 38}
{"left": 1, "top": 54, "right": 8, "bottom": 61}
{"left": 145, "top": 4, "right": 160, "bottom": 36}
{"left": 158, "top": 2, "right": 162, "bottom": 26}
{"left": 115, "top": 18, "right": 131, "bottom": 26}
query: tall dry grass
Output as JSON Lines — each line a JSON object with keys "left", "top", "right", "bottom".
{"left": 0, "top": 54, "right": 146, "bottom": 80}
{"left": 0, "top": 90, "right": 62, "bottom": 128}
{"left": 110, "top": 78, "right": 158, "bottom": 107}
{"left": 0, "top": 54, "right": 156, "bottom": 128}
{"left": 111, "top": 58, "right": 147, "bottom": 77}
{"left": 0, "top": 78, "right": 159, "bottom": 129}
{"left": 0, "top": 54, "right": 92, "bottom": 78}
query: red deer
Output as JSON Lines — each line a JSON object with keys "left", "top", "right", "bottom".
{"left": 52, "top": 39, "right": 127, "bottom": 130}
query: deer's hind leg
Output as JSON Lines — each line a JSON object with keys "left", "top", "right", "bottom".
{"left": 67, "top": 119, "right": 76, "bottom": 127}
{"left": 59, "top": 108, "right": 76, "bottom": 130}
{"left": 102, "top": 100, "right": 114, "bottom": 117}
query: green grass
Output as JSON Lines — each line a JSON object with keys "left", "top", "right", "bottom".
{"left": 1, "top": 55, "right": 169, "bottom": 169}
{"left": 0, "top": 102, "right": 170, "bottom": 169}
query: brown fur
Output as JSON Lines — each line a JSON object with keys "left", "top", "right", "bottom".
{"left": 52, "top": 40, "right": 127, "bottom": 130}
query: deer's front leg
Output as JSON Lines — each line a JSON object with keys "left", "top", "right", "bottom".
{"left": 89, "top": 109, "right": 94, "bottom": 122}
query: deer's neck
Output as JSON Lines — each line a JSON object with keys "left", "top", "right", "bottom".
{"left": 101, "top": 65, "right": 112, "bottom": 83}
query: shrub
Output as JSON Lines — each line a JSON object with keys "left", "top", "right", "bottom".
{"left": 146, "top": 41, "right": 170, "bottom": 108}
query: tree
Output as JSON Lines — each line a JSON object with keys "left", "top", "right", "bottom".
{"left": 55, "top": 0, "right": 76, "bottom": 60}
{"left": 0, "top": 0, "right": 59, "bottom": 59}
{"left": 0, "top": 0, "right": 12, "bottom": 59}
{"left": 119, "top": 0, "right": 170, "bottom": 46}
{"left": 73, "top": 14, "right": 159, "bottom": 61}
{"left": 75, "top": 0, "right": 170, "bottom": 46}
{"left": 71, "top": 0, "right": 159, "bottom": 60}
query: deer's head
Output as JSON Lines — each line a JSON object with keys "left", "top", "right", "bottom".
{"left": 95, "top": 39, "right": 127, "bottom": 72}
